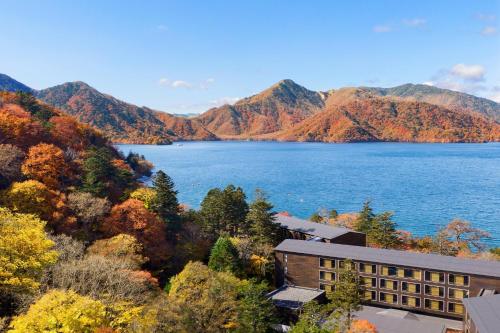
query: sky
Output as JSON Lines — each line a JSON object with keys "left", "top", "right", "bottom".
{"left": 1, "top": 0, "right": 499, "bottom": 114}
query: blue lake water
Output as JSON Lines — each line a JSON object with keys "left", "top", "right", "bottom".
{"left": 118, "top": 142, "right": 500, "bottom": 247}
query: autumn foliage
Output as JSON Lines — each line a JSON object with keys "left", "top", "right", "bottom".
{"left": 21, "top": 143, "right": 69, "bottom": 188}
{"left": 101, "top": 199, "right": 171, "bottom": 266}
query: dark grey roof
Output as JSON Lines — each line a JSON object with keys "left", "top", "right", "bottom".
{"left": 351, "top": 306, "right": 460, "bottom": 333}
{"left": 275, "top": 239, "right": 500, "bottom": 277}
{"left": 463, "top": 295, "right": 500, "bottom": 333}
{"left": 276, "top": 214, "right": 361, "bottom": 240}
{"left": 267, "top": 285, "right": 324, "bottom": 310}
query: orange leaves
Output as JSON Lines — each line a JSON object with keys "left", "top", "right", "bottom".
{"left": 349, "top": 319, "right": 378, "bottom": 333}
{"left": 101, "top": 199, "right": 172, "bottom": 266}
{"left": 21, "top": 143, "right": 69, "bottom": 189}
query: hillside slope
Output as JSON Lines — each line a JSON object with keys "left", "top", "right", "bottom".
{"left": 275, "top": 96, "right": 500, "bottom": 143}
{"left": 36, "top": 82, "right": 216, "bottom": 144}
{"left": 197, "top": 79, "right": 325, "bottom": 138}
{"left": 364, "top": 83, "right": 500, "bottom": 122}
{"left": 0, "top": 73, "right": 34, "bottom": 93}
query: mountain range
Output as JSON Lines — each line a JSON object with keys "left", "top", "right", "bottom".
{"left": 0, "top": 73, "right": 499, "bottom": 143}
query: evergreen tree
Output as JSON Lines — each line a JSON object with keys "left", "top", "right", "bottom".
{"left": 290, "top": 301, "right": 330, "bottom": 333}
{"left": 82, "top": 147, "right": 115, "bottom": 197}
{"left": 200, "top": 185, "right": 249, "bottom": 238}
{"left": 309, "top": 212, "right": 324, "bottom": 223}
{"left": 151, "top": 170, "right": 179, "bottom": 226}
{"left": 236, "top": 280, "right": 276, "bottom": 333}
{"left": 372, "top": 212, "right": 401, "bottom": 249}
{"left": 329, "top": 209, "right": 339, "bottom": 219}
{"left": 354, "top": 200, "right": 375, "bottom": 234}
{"left": 208, "top": 236, "right": 241, "bottom": 275}
{"left": 247, "top": 190, "right": 280, "bottom": 245}
{"left": 328, "top": 259, "right": 362, "bottom": 330}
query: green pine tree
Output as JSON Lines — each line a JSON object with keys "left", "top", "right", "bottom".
{"left": 247, "top": 190, "right": 280, "bottom": 245}
{"left": 82, "top": 147, "right": 115, "bottom": 197}
{"left": 327, "top": 259, "right": 362, "bottom": 330}
{"left": 151, "top": 170, "right": 179, "bottom": 226}
{"left": 200, "top": 185, "right": 249, "bottom": 238}
{"left": 372, "top": 211, "right": 401, "bottom": 249}
{"left": 354, "top": 200, "right": 376, "bottom": 234}
{"left": 208, "top": 236, "right": 241, "bottom": 275}
{"left": 236, "top": 280, "right": 276, "bottom": 333}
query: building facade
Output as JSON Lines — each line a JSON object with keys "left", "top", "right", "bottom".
{"left": 274, "top": 239, "right": 500, "bottom": 319}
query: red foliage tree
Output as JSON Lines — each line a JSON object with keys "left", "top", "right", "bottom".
{"left": 101, "top": 199, "right": 171, "bottom": 266}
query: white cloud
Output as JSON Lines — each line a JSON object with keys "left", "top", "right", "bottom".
{"left": 489, "top": 92, "right": 500, "bottom": 103}
{"left": 209, "top": 97, "right": 240, "bottom": 107}
{"left": 200, "top": 78, "right": 215, "bottom": 89}
{"left": 424, "top": 64, "right": 490, "bottom": 96}
{"left": 373, "top": 25, "right": 391, "bottom": 33}
{"left": 450, "top": 64, "right": 485, "bottom": 81}
{"left": 171, "top": 80, "right": 192, "bottom": 89}
{"left": 403, "top": 18, "right": 426, "bottom": 27}
{"left": 481, "top": 26, "right": 497, "bottom": 36}
{"left": 475, "top": 13, "right": 497, "bottom": 22}
{"left": 157, "top": 24, "right": 168, "bottom": 31}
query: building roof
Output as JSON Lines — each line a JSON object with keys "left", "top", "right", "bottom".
{"left": 275, "top": 239, "right": 500, "bottom": 278}
{"left": 351, "top": 306, "right": 461, "bottom": 333}
{"left": 276, "top": 214, "right": 361, "bottom": 240}
{"left": 267, "top": 285, "right": 325, "bottom": 310}
{"left": 462, "top": 294, "right": 500, "bottom": 333}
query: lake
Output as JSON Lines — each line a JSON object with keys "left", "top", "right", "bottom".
{"left": 118, "top": 142, "right": 500, "bottom": 247}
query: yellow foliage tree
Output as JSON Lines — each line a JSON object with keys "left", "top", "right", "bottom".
{"left": 8, "top": 290, "right": 107, "bottom": 333}
{"left": 1, "top": 180, "right": 57, "bottom": 221}
{"left": 0, "top": 207, "right": 58, "bottom": 292}
{"left": 167, "top": 261, "right": 244, "bottom": 332}
{"left": 129, "top": 187, "right": 157, "bottom": 210}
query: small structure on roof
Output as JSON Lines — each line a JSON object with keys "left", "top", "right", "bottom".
{"left": 275, "top": 214, "right": 366, "bottom": 246}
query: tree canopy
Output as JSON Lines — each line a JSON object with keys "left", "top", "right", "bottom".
{"left": 0, "top": 207, "right": 58, "bottom": 293}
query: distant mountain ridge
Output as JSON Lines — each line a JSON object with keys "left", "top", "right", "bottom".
{"left": 0, "top": 73, "right": 499, "bottom": 143}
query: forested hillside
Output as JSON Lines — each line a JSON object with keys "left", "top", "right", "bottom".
{"left": 0, "top": 91, "right": 280, "bottom": 332}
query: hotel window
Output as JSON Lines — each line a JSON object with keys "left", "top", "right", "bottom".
{"left": 381, "top": 265, "right": 397, "bottom": 277}
{"left": 320, "top": 283, "right": 334, "bottom": 293}
{"left": 397, "top": 268, "right": 422, "bottom": 280}
{"left": 402, "top": 295, "right": 421, "bottom": 308}
{"left": 424, "top": 285, "right": 444, "bottom": 297}
{"left": 319, "top": 258, "right": 334, "bottom": 269}
{"left": 338, "top": 260, "right": 356, "bottom": 270}
{"left": 449, "top": 288, "right": 468, "bottom": 300}
{"left": 449, "top": 274, "right": 469, "bottom": 287}
{"left": 360, "top": 276, "right": 377, "bottom": 288}
{"left": 380, "top": 279, "right": 398, "bottom": 291}
{"left": 364, "top": 290, "right": 377, "bottom": 301}
{"left": 448, "top": 302, "right": 464, "bottom": 315}
{"left": 424, "top": 299, "right": 444, "bottom": 312}
{"left": 401, "top": 281, "right": 421, "bottom": 294}
{"left": 319, "top": 271, "right": 335, "bottom": 281}
{"left": 380, "top": 292, "right": 398, "bottom": 304}
{"left": 424, "top": 271, "right": 445, "bottom": 283}
{"left": 359, "top": 263, "right": 377, "bottom": 274}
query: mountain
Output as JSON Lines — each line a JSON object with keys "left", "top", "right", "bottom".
{"left": 1, "top": 73, "right": 499, "bottom": 143}
{"left": 275, "top": 95, "right": 499, "bottom": 143}
{"left": 36, "top": 82, "right": 216, "bottom": 144}
{"left": 363, "top": 83, "right": 500, "bottom": 122}
{"left": 197, "top": 79, "right": 325, "bottom": 138}
{"left": 0, "top": 74, "right": 34, "bottom": 93}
